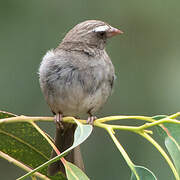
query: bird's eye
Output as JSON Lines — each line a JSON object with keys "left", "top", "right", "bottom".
{"left": 93, "top": 25, "right": 108, "bottom": 38}
{"left": 98, "top": 31, "right": 106, "bottom": 38}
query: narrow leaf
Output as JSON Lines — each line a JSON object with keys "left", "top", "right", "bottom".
{"left": 131, "top": 166, "right": 157, "bottom": 180}
{"left": 0, "top": 111, "right": 64, "bottom": 180}
{"left": 18, "top": 121, "right": 93, "bottom": 180}
{"left": 66, "top": 162, "right": 90, "bottom": 180}
{"left": 152, "top": 115, "right": 167, "bottom": 121}
{"left": 153, "top": 115, "right": 167, "bottom": 138}
{"left": 0, "top": 110, "right": 17, "bottom": 118}
{"left": 164, "top": 124, "right": 180, "bottom": 174}
{"left": 62, "top": 122, "right": 92, "bottom": 180}
{"left": 152, "top": 115, "right": 180, "bottom": 177}
{"left": 72, "top": 121, "right": 93, "bottom": 148}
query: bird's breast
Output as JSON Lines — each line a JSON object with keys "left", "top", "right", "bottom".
{"left": 39, "top": 49, "right": 114, "bottom": 116}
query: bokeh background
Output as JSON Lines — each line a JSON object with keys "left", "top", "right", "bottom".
{"left": 0, "top": 0, "right": 180, "bottom": 179}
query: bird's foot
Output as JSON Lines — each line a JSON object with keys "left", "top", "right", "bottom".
{"left": 87, "top": 116, "right": 97, "bottom": 125}
{"left": 55, "top": 113, "right": 64, "bottom": 130}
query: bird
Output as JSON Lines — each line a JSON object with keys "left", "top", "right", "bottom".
{"left": 39, "top": 20, "right": 123, "bottom": 176}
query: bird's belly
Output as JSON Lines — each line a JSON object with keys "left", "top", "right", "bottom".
{"left": 47, "top": 82, "right": 110, "bottom": 117}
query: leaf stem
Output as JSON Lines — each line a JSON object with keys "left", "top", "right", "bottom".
{"left": 137, "top": 118, "right": 180, "bottom": 131}
{"left": 0, "top": 151, "right": 50, "bottom": 180}
{"left": 139, "top": 132, "right": 180, "bottom": 180}
{"left": 168, "top": 112, "right": 180, "bottom": 119}
{"left": 1, "top": 112, "right": 180, "bottom": 180}
{"left": 31, "top": 122, "right": 60, "bottom": 154}
{"left": 106, "top": 127, "right": 140, "bottom": 180}
{"left": 31, "top": 122, "right": 66, "bottom": 165}
{"left": 94, "top": 121, "right": 152, "bottom": 134}
{"left": 96, "top": 115, "right": 155, "bottom": 123}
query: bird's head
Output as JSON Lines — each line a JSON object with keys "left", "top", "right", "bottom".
{"left": 62, "top": 20, "right": 123, "bottom": 50}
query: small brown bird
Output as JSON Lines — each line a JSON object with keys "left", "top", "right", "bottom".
{"left": 39, "top": 20, "right": 123, "bottom": 176}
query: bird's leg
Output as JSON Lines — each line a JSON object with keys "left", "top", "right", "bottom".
{"left": 55, "top": 112, "right": 64, "bottom": 130}
{"left": 87, "top": 111, "right": 97, "bottom": 125}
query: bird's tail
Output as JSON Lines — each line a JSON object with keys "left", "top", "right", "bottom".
{"left": 48, "top": 123, "right": 85, "bottom": 176}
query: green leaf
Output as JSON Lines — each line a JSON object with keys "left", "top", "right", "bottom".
{"left": 0, "top": 111, "right": 65, "bottom": 180}
{"left": 164, "top": 124, "right": 180, "bottom": 174}
{"left": 72, "top": 120, "right": 93, "bottom": 149}
{"left": 152, "top": 115, "right": 168, "bottom": 138}
{"left": 131, "top": 166, "right": 157, "bottom": 180}
{"left": 63, "top": 121, "right": 92, "bottom": 180}
{"left": 152, "top": 115, "right": 180, "bottom": 176}
{"left": 46, "top": 123, "right": 92, "bottom": 179}
{"left": 66, "top": 162, "right": 90, "bottom": 180}
{"left": 18, "top": 118, "right": 93, "bottom": 179}
{"left": 152, "top": 115, "right": 167, "bottom": 121}
{"left": 0, "top": 111, "right": 17, "bottom": 118}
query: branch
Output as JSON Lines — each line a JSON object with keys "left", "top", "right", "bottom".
{"left": 1, "top": 112, "right": 180, "bottom": 180}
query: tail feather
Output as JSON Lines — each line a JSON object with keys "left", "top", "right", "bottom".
{"left": 48, "top": 123, "right": 84, "bottom": 176}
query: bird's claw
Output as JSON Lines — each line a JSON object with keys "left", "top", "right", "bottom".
{"left": 55, "top": 113, "right": 64, "bottom": 129}
{"left": 87, "top": 116, "right": 97, "bottom": 125}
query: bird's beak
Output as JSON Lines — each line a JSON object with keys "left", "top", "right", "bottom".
{"left": 106, "top": 27, "right": 124, "bottom": 38}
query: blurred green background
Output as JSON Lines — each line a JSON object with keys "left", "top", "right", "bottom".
{"left": 0, "top": 0, "right": 180, "bottom": 179}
